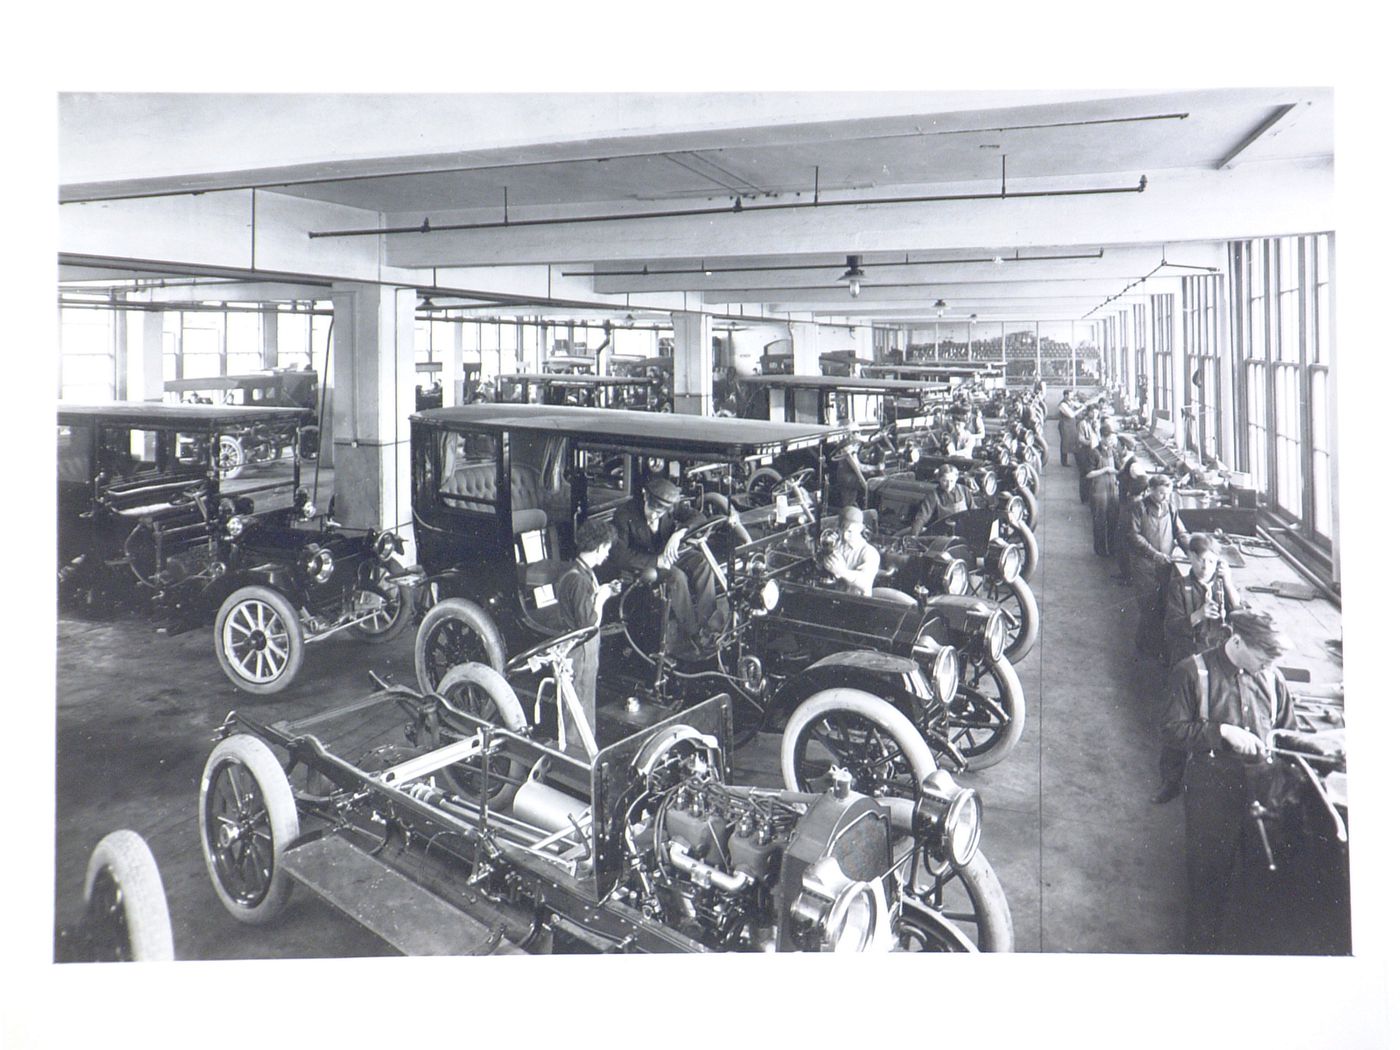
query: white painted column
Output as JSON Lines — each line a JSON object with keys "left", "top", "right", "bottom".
{"left": 789, "top": 322, "right": 822, "bottom": 421}
{"left": 671, "top": 311, "right": 713, "bottom": 416}
{"left": 125, "top": 310, "right": 165, "bottom": 401}
{"left": 261, "top": 306, "right": 279, "bottom": 368}
{"left": 445, "top": 320, "right": 464, "bottom": 407}
{"left": 329, "top": 283, "right": 417, "bottom": 557}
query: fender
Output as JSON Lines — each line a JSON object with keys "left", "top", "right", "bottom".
{"left": 766, "top": 650, "right": 931, "bottom": 731}
{"left": 199, "top": 563, "right": 301, "bottom": 614}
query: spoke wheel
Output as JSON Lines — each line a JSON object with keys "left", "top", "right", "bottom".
{"left": 414, "top": 598, "right": 506, "bottom": 693}
{"left": 199, "top": 735, "right": 299, "bottom": 925}
{"left": 880, "top": 799, "right": 1014, "bottom": 952}
{"left": 434, "top": 663, "right": 529, "bottom": 806}
{"left": 780, "top": 688, "right": 936, "bottom": 800}
{"left": 215, "top": 586, "right": 305, "bottom": 696}
{"left": 946, "top": 655, "right": 1025, "bottom": 771}
{"left": 971, "top": 572, "right": 1040, "bottom": 664}
{"left": 82, "top": 830, "right": 174, "bottom": 962}
{"left": 217, "top": 434, "right": 245, "bottom": 480}
{"left": 746, "top": 467, "right": 783, "bottom": 505}
{"left": 349, "top": 566, "right": 413, "bottom": 643}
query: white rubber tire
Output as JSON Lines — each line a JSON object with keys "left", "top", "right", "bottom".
{"left": 214, "top": 585, "right": 306, "bottom": 696}
{"left": 434, "top": 662, "right": 530, "bottom": 806}
{"left": 199, "top": 734, "right": 300, "bottom": 925}
{"left": 83, "top": 830, "right": 175, "bottom": 961}
{"left": 780, "top": 687, "right": 937, "bottom": 796}
{"left": 414, "top": 598, "right": 507, "bottom": 693}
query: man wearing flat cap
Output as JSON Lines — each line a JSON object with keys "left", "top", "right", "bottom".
{"left": 822, "top": 505, "right": 881, "bottom": 597}
{"left": 607, "top": 474, "right": 718, "bottom": 653}
{"left": 1160, "top": 609, "right": 1299, "bottom": 953}
{"left": 1125, "top": 473, "right": 1190, "bottom": 658}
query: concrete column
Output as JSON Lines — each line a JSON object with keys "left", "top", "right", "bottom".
{"left": 113, "top": 307, "right": 129, "bottom": 400}
{"left": 329, "top": 283, "right": 417, "bottom": 555}
{"left": 124, "top": 310, "right": 165, "bottom": 401}
{"left": 261, "top": 306, "right": 279, "bottom": 368}
{"left": 446, "top": 320, "right": 464, "bottom": 406}
{"left": 671, "top": 311, "right": 713, "bottom": 416}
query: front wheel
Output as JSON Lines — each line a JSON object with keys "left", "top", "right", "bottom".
{"left": 82, "top": 830, "right": 175, "bottom": 961}
{"left": 780, "top": 688, "right": 937, "bottom": 800}
{"left": 414, "top": 598, "right": 506, "bottom": 694}
{"left": 199, "top": 734, "right": 299, "bottom": 925}
{"left": 214, "top": 586, "right": 306, "bottom": 695}
{"left": 1003, "top": 518, "right": 1038, "bottom": 578}
{"left": 881, "top": 801, "right": 1014, "bottom": 952}
{"left": 947, "top": 655, "right": 1025, "bottom": 771}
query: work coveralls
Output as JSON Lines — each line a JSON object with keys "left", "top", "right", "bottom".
{"left": 1160, "top": 647, "right": 1296, "bottom": 953}
{"left": 607, "top": 499, "right": 721, "bottom": 648}
{"left": 1057, "top": 400, "right": 1079, "bottom": 467}
{"left": 1125, "top": 499, "right": 1188, "bottom": 658}
{"left": 554, "top": 557, "right": 602, "bottom": 737}
{"left": 1086, "top": 440, "right": 1126, "bottom": 557}
{"left": 1074, "top": 416, "right": 1099, "bottom": 503}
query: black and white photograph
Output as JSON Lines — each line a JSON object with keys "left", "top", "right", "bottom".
{"left": 9, "top": 13, "right": 1397, "bottom": 1049}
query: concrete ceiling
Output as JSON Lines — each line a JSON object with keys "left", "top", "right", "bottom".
{"left": 58, "top": 89, "right": 1333, "bottom": 324}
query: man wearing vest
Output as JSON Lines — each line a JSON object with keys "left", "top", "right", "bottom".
{"left": 1159, "top": 609, "right": 1297, "bottom": 953}
{"left": 1125, "top": 474, "right": 1189, "bottom": 658}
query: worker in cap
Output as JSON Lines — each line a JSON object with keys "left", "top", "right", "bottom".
{"left": 607, "top": 472, "right": 720, "bottom": 656}
{"left": 1124, "top": 473, "right": 1189, "bottom": 660}
{"left": 821, "top": 505, "right": 881, "bottom": 597}
{"left": 900, "top": 461, "right": 970, "bottom": 538}
{"left": 828, "top": 430, "right": 879, "bottom": 511}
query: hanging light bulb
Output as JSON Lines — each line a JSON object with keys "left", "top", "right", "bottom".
{"left": 840, "top": 255, "right": 865, "bottom": 299}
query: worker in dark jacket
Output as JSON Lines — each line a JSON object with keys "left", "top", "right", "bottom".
{"left": 1111, "top": 436, "right": 1142, "bottom": 583}
{"left": 1152, "top": 532, "right": 1246, "bottom": 804}
{"left": 554, "top": 518, "right": 622, "bottom": 738}
{"left": 1125, "top": 474, "right": 1189, "bottom": 658}
{"left": 607, "top": 475, "right": 719, "bottom": 654}
{"left": 1056, "top": 389, "right": 1082, "bottom": 466}
{"left": 1159, "top": 609, "right": 1296, "bottom": 953}
{"left": 903, "top": 463, "right": 969, "bottom": 537}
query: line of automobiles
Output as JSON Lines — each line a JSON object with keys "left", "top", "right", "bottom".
{"left": 59, "top": 383, "right": 1052, "bottom": 955}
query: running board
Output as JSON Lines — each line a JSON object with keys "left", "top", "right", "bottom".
{"left": 280, "top": 835, "right": 523, "bottom": 956}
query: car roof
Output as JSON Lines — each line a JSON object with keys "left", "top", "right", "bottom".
{"left": 58, "top": 401, "right": 311, "bottom": 427}
{"left": 865, "top": 363, "right": 1003, "bottom": 376}
{"left": 163, "top": 370, "right": 313, "bottom": 392}
{"left": 505, "top": 373, "right": 655, "bottom": 386}
{"left": 735, "top": 374, "right": 950, "bottom": 393}
{"left": 412, "top": 403, "right": 840, "bottom": 456}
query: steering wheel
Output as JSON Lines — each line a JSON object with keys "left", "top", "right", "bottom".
{"left": 682, "top": 511, "right": 753, "bottom": 549}
{"left": 504, "top": 623, "right": 600, "bottom": 677}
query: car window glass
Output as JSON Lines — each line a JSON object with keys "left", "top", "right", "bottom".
{"left": 438, "top": 431, "right": 500, "bottom": 514}
{"left": 57, "top": 425, "right": 92, "bottom": 484}
{"left": 99, "top": 427, "right": 161, "bottom": 479}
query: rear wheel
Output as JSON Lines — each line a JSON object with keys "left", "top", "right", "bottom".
{"left": 199, "top": 735, "right": 299, "bottom": 925}
{"left": 780, "top": 688, "right": 936, "bottom": 800}
{"left": 217, "top": 435, "right": 245, "bottom": 480}
{"left": 1003, "top": 518, "right": 1038, "bottom": 578}
{"left": 214, "top": 586, "right": 305, "bottom": 695}
{"left": 82, "top": 830, "right": 174, "bottom": 961}
{"left": 746, "top": 467, "right": 783, "bottom": 505}
{"left": 947, "top": 655, "right": 1025, "bottom": 770}
{"left": 348, "top": 566, "right": 414, "bottom": 643}
{"left": 434, "top": 663, "right": 529, "bottom": 805}
{"left": 414, "top": 598, "right": 506, "bottom": 693}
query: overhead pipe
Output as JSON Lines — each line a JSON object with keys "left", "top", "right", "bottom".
{"left": 561, "top": 248, "right": 1105, "bottom": 279}
{"left": 307, "top": 176, "right": 1149, "bottom": 240}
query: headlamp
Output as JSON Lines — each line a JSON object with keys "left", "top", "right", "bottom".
{"left": 908, "top": 446, "right": 921, "bottom": 464}
{"left": 373, "top": 531, "right": 401, "bottom": 563}
{"left": 980, "top": 471, "right": 998, "bottom": 496}
{"left": 302, "top": 546, "right": 335, "bottom": 584}
{"left": 994, "top": 541, "right": 1023, "bottom": 583}
{"left": 746, "top": 551, "right": 768, "bottom": 576}
{"left": 758, "top": 579, "right": 781, "bottom": 612}
{"left": 983, "top": 612, "right": 1008, "bottom": 663}
{"left": 789, "top": 855, "right": 881, "bottom": 953}
{"left": 1004, "top": 495, "right": 1026, "bottom": 524}
{"left": 912, "top": 631, "right": 959, "bottom": 703}
{"left": 941, "top": 557, "right": 969, "bottom": 596}
{"left": 223, "top": 515, "right": 251, "bottom": 539}
{"left": 914, "top": 769, "right": 983, "bottom": 867}
{"left": 1014, "top": 463, "right": 1033, "bottom": 490}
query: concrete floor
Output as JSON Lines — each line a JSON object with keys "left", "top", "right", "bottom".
{"left": 54, "top": 449, "right": 1194, "bottom": 957}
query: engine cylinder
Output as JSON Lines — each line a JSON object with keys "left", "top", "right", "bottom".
{"left": 511, "top": 779, "right": 590, "bottom": 834}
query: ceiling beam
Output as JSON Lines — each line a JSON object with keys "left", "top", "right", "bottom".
{"left": 1217, "top": 102, "right": 1310, "bottom": 170}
